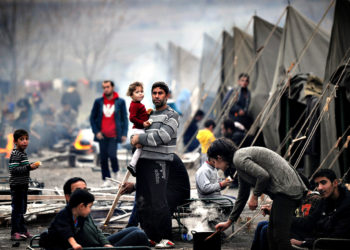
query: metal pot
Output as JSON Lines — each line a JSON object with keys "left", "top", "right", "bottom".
{"left": 192, "top": 230, "right": 221, "bottom": 250}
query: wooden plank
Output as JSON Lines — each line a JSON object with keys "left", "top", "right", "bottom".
{"left": 0, "top": 194, "right": 135, "bottom": 202}
{"left": 104, "top": 171, "right": 131, "bottom": 225}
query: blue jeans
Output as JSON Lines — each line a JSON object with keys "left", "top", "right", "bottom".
{"left": 251, "top": 221, "right": 269, "bottom": 250}
{"left": 99, "top": 137, "right": 119, "bottom": 180}
{"left": 107, "top": 227, "right": 149, "bottom": 247}
{"left": 127, "top": 201, "right": 139, "bottom": 227}
{"left": 10, "top": 185, "right": 28, "bottom": 235}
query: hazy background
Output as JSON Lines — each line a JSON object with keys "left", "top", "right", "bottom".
{"left": 0, "top": 0, "right": 334, "bottom": 114}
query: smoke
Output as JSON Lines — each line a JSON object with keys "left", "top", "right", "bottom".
{"left": 180, "top": 200, "right": 221, "bottom": 233}
{"left": 121, "top": 51, "right": 168, "bottom": 109}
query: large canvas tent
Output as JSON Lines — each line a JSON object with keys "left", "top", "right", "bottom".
{"left": 262, "top": 5, "right": 330, "bottom": 154}
{"left": 217, "top": 27, "right": 254, "bottom": 120}
{"left": 167, "top": 42, "right": 200, "bottom": 120}
{"left": 198, "top": 33, "right": 221, "bottom": 118}
{"left": 249, "top": 15, "right": 283, "bottom": 120}
{"left": 320, "top": 0, "right": 350, "bottom": 179}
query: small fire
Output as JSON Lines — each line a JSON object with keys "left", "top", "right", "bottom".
{"left": 74, "top": 130, "right": 92, "bottom": 151}
{"left": 0, "top": 133, "right": 14, "bottom": 159}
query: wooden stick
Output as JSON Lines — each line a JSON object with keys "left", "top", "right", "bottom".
{"left": 227, "top": 212, "right": 261, "bottom": 239}
{"left": 103, "top": 171, "right": 131, "bottom": 226}
{"left": 205, "top": 230, "right": 220, "bottom": 241}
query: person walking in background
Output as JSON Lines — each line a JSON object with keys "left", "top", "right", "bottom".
{"left": 90, "top": 80, "right": 128, "bottom": 187}
{"left": 9, "top": 129, "right": 40, "bottom": 241}
{"left": 196, "top": 119, "right": 216, "bottom": 165}
{"left": 130, "top": 82, "right": 179, "bottom": 248}
{"left": 126, "top": 81, "right": 152, "bottom": 177}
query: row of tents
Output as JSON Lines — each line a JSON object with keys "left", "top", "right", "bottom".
{"left": 157, "top": 0, "right": 349, "bottom": 180}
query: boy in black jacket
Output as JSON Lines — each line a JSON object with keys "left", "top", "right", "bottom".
{"left": 291, "top": 169, "right": 350, "bottom": 248}
{"left": 44, "top": 189, "right": 95, "bottom": 250}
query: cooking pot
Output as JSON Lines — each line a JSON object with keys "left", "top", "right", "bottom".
{"left": 192, "top": 230, "right": 221, "bottom": 250}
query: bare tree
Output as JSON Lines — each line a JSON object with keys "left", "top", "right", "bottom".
{"left": 0, "top": 0, "right": 50, "bottom": 101}
{"left": 66, "top": 0, "right": 126, "bottom": 82}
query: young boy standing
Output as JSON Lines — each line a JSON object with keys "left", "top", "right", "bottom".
{"left": 9, "top": 129, "right": 40, "bottom": 240}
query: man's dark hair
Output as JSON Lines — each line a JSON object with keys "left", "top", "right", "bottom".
{"left": 194, "top": 110, "right": 204, "bottom": 118}
{"left": 63, "top": 177, "right": 86, "bottom": 195}
{"left": 13, "top": 129, "right": 29, "bottom": 141}
{"left": 207, "top": 137, "right": 236, "bottom": 164}
{"left": 204, "top": 119, "right": 216, "bottom": 129}
{"left": 313, "top": 169, "right": 337, "bottom": 183}
{"left": 152, "top": 81, "right": 169, "bottom": 95}
{"left": 103, "top": 80, "right": 114, "bottom": 87}
{"left": 238, "top": 73, "right": 250, "bottom": 83}
{"left": 222, "top": 118, "right": 235, "bottom": 131}
{"left": 68, "top": 189, "right": 94, "bottom": 208}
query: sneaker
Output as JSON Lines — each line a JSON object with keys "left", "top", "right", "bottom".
{"left": 24, "top": 232, "right": 33, "bottom": 238}
{"left": 102, "top": 180, "right": 112, "bottom": 188}
{"left": 149, "top": 239, "right": 157, "bottom": 247}
{"left": 155, "top": 239, "right": 175, "bottom": 249}
{"left": 127, "top": 164, "right": 137, "bottom": 177}
{"left": 11, "top": 233, "right": 27, "bottom": 241}
{"left": 112, "top": 171, "right": 118, "bottom": 180}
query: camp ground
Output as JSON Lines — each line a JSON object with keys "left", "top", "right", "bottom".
{"left": 0, "top": 0, "right": 349, "bottom": 249}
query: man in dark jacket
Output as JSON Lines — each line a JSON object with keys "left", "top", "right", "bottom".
{"left": 290, "top": 169, "right": 350, "bottom": 248}
{"left": 90, "top": 80, "right": 128, "bottom": 186}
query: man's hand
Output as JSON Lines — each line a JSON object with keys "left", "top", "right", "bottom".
{"left": 72, "top": 244, "right": 82, "bottom": 250}
{"left": 96, "top": 132, "right": 104, "bottom": 140}
{"left": 131, "top": 134, "right": 139, "bottom": 146}
{"left": 238, "top": 109, "right": 245, "bottom": 116}
{"left": 215, "top": 219, "right": 232, "bottom": 232}
{"left": 248, "top": 194, "right": 259, "bottom": 210}
{"left": 260, "top": 204, "right": 271, "bottom": 216}
{"left": 290, "top": 239, "right": 303, "bottom": 246}
{"left": 120, "top": 182, "right": 135, "bottom": 195}
{"left": 121, "top": 136, "right": 127, "bottom": 143}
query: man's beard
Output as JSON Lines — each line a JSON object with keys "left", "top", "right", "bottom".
{"left": 153, "top": 99, "right": 166, "bottom": 108}
{"left": 105, "top": 92, "right": 113, "bottom": 98}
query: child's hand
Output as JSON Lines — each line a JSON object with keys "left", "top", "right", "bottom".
{"left": 220, "top": 177, "right": 233, "bottom": 187}
{"left": 30, "top": 161, "right": 41, "bottom": 170}
{"left": 143, "top": 119, "right": 152, "bottom": 128}
{"left": 146, "top": 108, "right": 153, "bottom": 115}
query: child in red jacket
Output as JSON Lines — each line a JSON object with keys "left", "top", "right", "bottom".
{"left": 126, "top": 82, "right": 152, "bottom": 176}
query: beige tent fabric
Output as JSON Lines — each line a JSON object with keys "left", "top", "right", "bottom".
{"left": 249, "top": 16, "right": 283, "bottom": 120}
{"left": 231, "top": 27, "right": 254, "bottom": 88}
{"left": 262, "top": 6, "right": 330, "bottom": 151}
{"left": 221, "top": 31, "right": 235, "bottom": 92}
{"left": 320, "top": 0, "right": 350, "bottom": 177}
{"left": 198, "top": 33, "right": 221, "bottom": 117}
{"left": 167, "top": 42, "right": 199, "bottom": 98}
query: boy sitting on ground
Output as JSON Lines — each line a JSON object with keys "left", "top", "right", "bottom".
{"left": 41, "top": 189, "right": 96, "bottom": 250}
